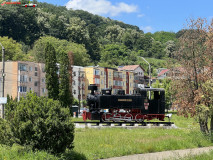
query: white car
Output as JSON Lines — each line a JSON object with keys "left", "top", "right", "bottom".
{"left": 22, "top": 3, "right": 37, "bottom": 7}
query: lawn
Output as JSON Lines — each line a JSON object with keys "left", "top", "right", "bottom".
{"left": 0, "top": 112, "right": 213, "bottom": 160}
{"left": 73, "top": 112, "right": 213, "bottom": 159}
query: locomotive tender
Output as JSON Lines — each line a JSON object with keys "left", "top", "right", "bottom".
{"left": 83, "top": 84, "right": 165, "bottom": 122}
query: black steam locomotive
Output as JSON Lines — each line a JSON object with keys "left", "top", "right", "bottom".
{"left": 83, "top": 84, "right": 165, "bottom": 122}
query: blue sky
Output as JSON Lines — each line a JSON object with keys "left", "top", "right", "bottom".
{"left": 38, "top": 0, "right": 213, "bottom": 33}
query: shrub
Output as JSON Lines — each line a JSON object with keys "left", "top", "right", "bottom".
{"left": 5, "top": 92, "right": 74, "bottom": 154}
{"left": 0, "top": 118, "right": 14, "bottom": 146}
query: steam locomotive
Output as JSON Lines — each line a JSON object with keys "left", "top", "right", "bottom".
{"left": 83, "top": 84, "right": 165, "bottom": 122}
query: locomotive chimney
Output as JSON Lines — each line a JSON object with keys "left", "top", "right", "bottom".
{"left": 88, "top": 84, "right": 98, "bottom": 95}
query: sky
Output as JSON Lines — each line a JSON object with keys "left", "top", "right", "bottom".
{"left": 38, "top": 0, "right": 213, "bottom": 33}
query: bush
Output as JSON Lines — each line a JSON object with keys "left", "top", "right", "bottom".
{"left": 0, "top": 118, "right": 14, "bottom": 146}
{"left": 5, "top": 92, "right": 74, "bottom": 154}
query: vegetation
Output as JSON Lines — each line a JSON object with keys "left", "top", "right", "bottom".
{"left": 0, "top": 2, "right": 179, "bottom": 68}
{"left": 172, "top": 18, "right": 213, "bottom": 136}
{"left": 2, "top": 93, "right": 75, "bottom": 154}
{"left": 45, "top": 42, "right": 59, "bottom": 100}
{"left": 59, "top": 49, "right": 73, "bottom": 108}
{"left": 1, "top": 112, "right": 213, "bottom": 159}
{"left": 176, "top": 150, "right": 213, "bottom": 160}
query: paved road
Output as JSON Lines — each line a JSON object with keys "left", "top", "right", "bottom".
{"left": 101, "top": 146, "right": 213, "bottom": 160}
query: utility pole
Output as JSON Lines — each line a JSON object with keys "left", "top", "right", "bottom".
{"left": 0, "top": 42, "right": 5, "bottom": 119}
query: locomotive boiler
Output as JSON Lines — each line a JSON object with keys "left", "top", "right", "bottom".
{"left": 83, "top": 84, "right": 166, "bottom": 122}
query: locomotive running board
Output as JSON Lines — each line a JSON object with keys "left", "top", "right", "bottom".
{"left": 74, "top": 121, "right": 177, "bottom": 129}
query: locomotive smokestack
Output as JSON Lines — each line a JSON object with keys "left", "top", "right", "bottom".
{"left": 88, "top": 84, "right": 98, "bottom": 95}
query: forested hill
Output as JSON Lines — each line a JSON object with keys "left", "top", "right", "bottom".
{"left": 0, "top": 2, "right": 180, "bottom": 73}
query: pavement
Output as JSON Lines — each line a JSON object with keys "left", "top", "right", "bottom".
{"left": 101, "top": 146, "right": 213, "bottom": 160}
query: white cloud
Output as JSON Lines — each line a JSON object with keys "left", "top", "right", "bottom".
{"left": 137, "top": 14, "right": 145, "bottom": 18}
{"left": 140, "top": 26, "right": 153, "bottom": 33}
{"left": 66, "top": 0, "right": 138, "bottom": 16}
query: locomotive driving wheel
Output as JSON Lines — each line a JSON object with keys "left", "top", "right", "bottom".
{"left": 135, "top": 114, "right": 144, "bottom": 122}
{"left": 101, "top": 113, "right": 112, "bottom": 122}
{"left": 124, "top": 113, "right": 133, "bottom": 122}
{"left": 113, "top": 113, "right": 121, "bottom": 122}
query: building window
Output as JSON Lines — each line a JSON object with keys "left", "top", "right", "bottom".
{"left": 35, "top": 72, "right": 38, "bottom": 76}
{"left": 34, "top": 81, "right": 38, "bottom": 86}
{"left": 42, "top": 78, "right": 45, "bottom": 83}
{"left": 29, "top": 87, "right": 32, "bottom": 91}
{"left": 95, "top": 69, "right": 100, "bottom": 75}
{"left": 19, "top": 75, "right": 28, "bottom": 82}
{"left": 18, "top": 64, "right": 27, "bottom": 71}
{"left": 109, "top": 72, "right": 111, "bottom": 76}
{"left": 35, "top": 67, "right": 38, "bottom": 71}
{"left": 74, "top": 90, "right": 76, "bottom": 94}
{"left": 42, "top": 88, "right": 45, "bottom": 93}
{"left": 73, "top": 72, "right": 76, "bottom": 76}
{"left": 95, "top": 78, "right": 100, "bottom": 84}
{"left": 123, "top": 82, "right": 125, "bottom": 86}
{"left": 101, "top": 79, "right": 103, "bottom": 85}
{"left": 109, "top": 81, "right": 111, "bottom": 86}
{"left": 18, "top": 86, "right": 27, "bottom": 92}
{"left": 130, "top": 75, "right": 132, "bottom": 79}
{"left": 101, "top": 71, "right": 103, "bottom": 75}
{"left": 130, "top": 83, "right": 132, "bottom": 87}
{"left": 42, "top": 67, "right": 45, "bottom": 72}
{"left": 73, "top": 81, "right": 75, "bottom": 85}
{"left": 29, "top": 77, "right": 32, "bottom": 82}
{"left": 130, "top": 90, "right": 132, "bottom": 94}
{"left": 29, "top": 66, "right": 32, "bottom": 71}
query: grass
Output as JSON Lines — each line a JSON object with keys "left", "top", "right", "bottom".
{"left": 1, "top": 112, "right": 213, "bottom": 160}
{"left": 72, "top": 112, "right": 213, "bottom": 159}
{"left": 170, "top": 150, "right": 213, "bottom": 160}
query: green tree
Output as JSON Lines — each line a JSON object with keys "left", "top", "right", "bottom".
{"left": 0, "top": 36, "right": 28, "bottom": 61}
{"left": 86, "top": 24, "right": 101, "bottom": 63}
{"left": 59, "top": 50, "right": 73, "bottom": 108}
{"left": 5, "top": 92, "right": 74, "bottom": 154}
{"left": 45, "top": 42, "right": 59, "bottom": 100}
{"left": 164, "top": 40, "right": 176, "bottom": 58}
{"left": 31, "top": 36, "right": 91, "bottom": 66}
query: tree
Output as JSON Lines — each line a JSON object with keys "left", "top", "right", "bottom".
{"left": 86, "top": 24, "right": 101, "bottom": 63}
{"left": 173, "top": 18, "right": 213, "bottom": 135}
{"left": 0, "top": 36, "right": 28, "bottom": 61}
{"left": 31, "top": 36, "right": 91, "bottom": 66}
{"left": 4, "top": 92, "right": 74, "bottom": 154}
{"left": 164, "top": 40, "right": 176, "bottom": 58}
{"left": 58, "top": 50, "right": 73, "bottom": 108}
{"left": 45, "top": 42, "right": 59, "bottom": 100}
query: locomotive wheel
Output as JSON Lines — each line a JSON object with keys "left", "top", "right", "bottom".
{"left": 124, "top": 113, "right": 133, "bottom": 122}
{"left": 101, "top": 113, "right": 112, "bottom": 122}
{"left": 135, "top": 114, "right": 144, "bottom": 122}
{"left": 113, "top": 113, "right": 121, "bottom": 122}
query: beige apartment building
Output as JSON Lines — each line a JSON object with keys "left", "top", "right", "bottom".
{"left": 0, "top": 61, "right": 47, "bottom": 99}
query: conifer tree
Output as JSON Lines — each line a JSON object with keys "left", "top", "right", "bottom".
{"left": 59, "top": 50, "right": 73, "bottom": 108}
{"left": 45, "top": 42, "right": 59, "bottom": 100}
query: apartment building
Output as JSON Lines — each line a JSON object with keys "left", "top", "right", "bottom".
{"left": 0, "top": 61, "right": 47, "bottom": 99}
{"left": 72, "top": 66, "right": 85, "bottom": 101}
{"left": 84, "top": 66, "right": 137, "bottom": 95}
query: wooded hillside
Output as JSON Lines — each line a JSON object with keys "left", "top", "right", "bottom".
{"left": 0, "top": 2, "right": 180, "bottom": 73}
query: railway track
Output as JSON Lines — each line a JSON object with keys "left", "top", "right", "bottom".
{"left": 74, "top": 121, "right": 177, "bottom": 129}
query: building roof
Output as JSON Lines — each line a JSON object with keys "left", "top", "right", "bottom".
{"left": 118, "top": 65, "right": 145, "bottom": 71}
{"left": 158, "top": 69, "right": 169, "bottom": 77}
